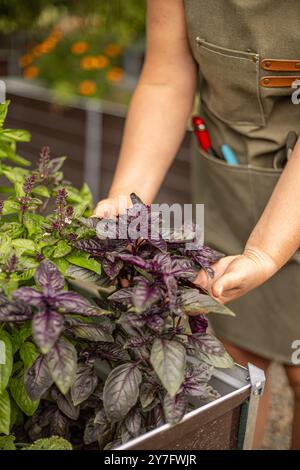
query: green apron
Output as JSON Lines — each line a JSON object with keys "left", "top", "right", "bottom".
{"left": 184, "top": 0, "right": 300, "bottom": 364}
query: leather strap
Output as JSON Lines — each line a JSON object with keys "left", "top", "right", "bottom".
{"left": 260, "top": 75, "right": 300, "bottom": 87}
{"left": 261, "top": 59, "right": 300, "bottom": 71}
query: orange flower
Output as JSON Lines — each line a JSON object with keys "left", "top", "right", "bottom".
{"left": 19, "top": 54, "right": 33, "bottom": 67}
{"left": 38, "top": 42, "right": 53, "bottom": 54}
{"left": 94, "top": 55, "right": 109, "bottom": 69}
{"left": 23, "top": 65, "right": 39, "bottom": 80}
{"left": 79, "top": 80, "right": 97, "bottom": 96}
{"left": 104, "top": 43, "right": 122, "bottom": 57}
{"left": 80, "top": 56, "right": 97, "bottom": 70}
{"left": 107, "top": 67, "right": 124, "bottom": 83}
{"left": 72, "top": 41, "right": 89, "bottom": 55}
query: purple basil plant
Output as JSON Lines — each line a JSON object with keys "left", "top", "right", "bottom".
{"left": 0, "top": 182, "right": 235, "bottom": 449}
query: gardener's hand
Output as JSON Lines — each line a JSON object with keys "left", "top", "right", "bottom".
{"left": 194, "top": 247, "right": 278, "bottom": 304}
{"left": 93, "top": 195, "right": 132, "bottom": 218}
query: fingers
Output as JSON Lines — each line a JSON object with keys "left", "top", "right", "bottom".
{"left": 212, "top": 270, "right": 242, "bottom": 298}
{"left": 193, "top": 269, "right": 209, "bottom": 288}
{"left": 93, "top": 195, "right": 133, "bottom": 218}
{"left": 93, "top": 199, "right": 117, "bottom": 218}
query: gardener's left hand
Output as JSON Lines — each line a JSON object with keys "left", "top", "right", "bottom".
{"left": 194, "top": 247, "right": 278, "bottom": 304}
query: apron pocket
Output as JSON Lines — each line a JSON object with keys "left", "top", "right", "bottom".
{"left": 194, "top": 39, "right": 265, "bottom": 126}
{"left": 194, "top": 147, "right": 300, "bottom": 262}
{"left": 194, "top": 147, "right": 255, "bottom": 254}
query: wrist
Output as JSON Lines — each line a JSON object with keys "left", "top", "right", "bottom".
{"left": 243, "top": 245, "right": 279, "bottom": 277}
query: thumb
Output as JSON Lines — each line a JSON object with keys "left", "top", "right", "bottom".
{"left": 212, "top": 270, "right": 242, "bottom": 298}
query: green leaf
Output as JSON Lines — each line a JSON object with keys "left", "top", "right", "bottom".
{"left": 0, "top": 234, "right": 12, "bottom": 261}
{"left": 0, "top": 143, "right": 30, "bottom": 167}
{"left": 23, "top": 213, "right": 45, "bottom": 237}
{"left": 20, "top": 342, "right": 39, "bottom": 369}
{"left": 23, "top": 436, "right": 72, "bottom": 450}
{"left": 16, "top": 268, "right": 36, "bottom": 282}
{"left": 150, "top": 339, "right": 186, "bottom": 397}
{"left": 46, "top": 337, "right": 77, "bottom": 395}
{"left": 37, "top": 235, "right": 58, "bottom": 250}
{"left": 103, "top": 363, "right": 142, "bottom": 422}
{"left": 80, "top": 183, "right": 93, "bottom": 206}
{"left": 10, "top": 398, "right": 23, "bottom": 429}
{"left": 0, "top": 101, "right": 10, "bottom": 128}
{"left": 64, "top": 186, "right": 82, "bottom": 203}
{"left": 52, "top": 240, "right": 72, "bottom": 258}
{"left": 198, "top": 350, "right": 234, "bottom": 369}
{"left": 9, "top": 372, "right": 39, "bottom": 416}
{"left": 11, "top": 238, "right": 36, "bottom": 254}
{"left": 0, "top": 330, "right": 13, "bottom": 394}
{"left": 180, "top": 289, "right": 235, "bottom": 316}
{"left": 54, "top": 258, "right": 70, "bottom": 275}
{"left": 2, "top": 199, "right": 20, "bottom": 215}
{"left": 31, "top": 185, "right": 50, "bottom": 198}
{"left": 0, "top": 222, "right": 24, "bottom": 239}
{"left": 0, "top": 390, "right": 11, "bottom": 435}
{"left": 72, "top": 202, "right": 89, "bottom": 218}
{"left": 14, "top": 180, "right": 25, "bottom": 198}
{"left": 0, "top": 129, "right": 31, "bottom": 142}
{"left": 67, "top": 250, "right": 101, "bottom": 275}
{"left": 1, "top": 166, "right": 28, "bottom": 184}
{"left": 1, "top": 278, "right": 19, "bottom": 298}
{"left": 0, "top": 435, "right": 16, "bottom": 450}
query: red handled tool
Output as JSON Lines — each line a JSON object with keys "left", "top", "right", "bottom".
{"left": 192, "top": 116, "right": 216, "bottom": 156}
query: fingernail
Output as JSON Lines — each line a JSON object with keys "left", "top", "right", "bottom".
{"left": 218, "top": 285, "right": 223, "bottom": 296}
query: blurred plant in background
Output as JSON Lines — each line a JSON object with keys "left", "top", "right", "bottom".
{"left": 0, "top": 0, "right": 146, "bottom": 103}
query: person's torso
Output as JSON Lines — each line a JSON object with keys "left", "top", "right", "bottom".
{"left": 184, "top": 0, "right": 300, "bottom": 166}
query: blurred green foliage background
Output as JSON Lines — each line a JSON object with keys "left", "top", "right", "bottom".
{"left": 0, "top": 0, "right": 146, "bottom": 103}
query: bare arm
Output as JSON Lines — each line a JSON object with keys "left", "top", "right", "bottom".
{"left": 94, "top": 0, "right": 197, "bottom": 215}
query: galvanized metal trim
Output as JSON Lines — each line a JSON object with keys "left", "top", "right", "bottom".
{"left": 117, "top": 382, "right": 251, "bottom": 450}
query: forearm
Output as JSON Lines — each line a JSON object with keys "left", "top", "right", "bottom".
{"left": 109, "top": 78, "right": 196, "bottom": 204}
{"left": 245, "top": 137, "right": 300, "bottom": 269}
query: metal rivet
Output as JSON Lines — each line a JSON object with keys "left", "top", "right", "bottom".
{"left": 264, "top": 60, "right": 272, "bottom": 68}
{"left": 263, "top": 78, "right": 270, "bottom": 85}
{"left": 252, "top": 55, "right": 259, "bottom": 63}
{"left": 295, "top": 62, "right": 300, "bottom": 69}
{"left": 196, "top": 36, "right": 203, "bottom": 46}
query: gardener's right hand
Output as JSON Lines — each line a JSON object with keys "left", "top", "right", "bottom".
{"left": 93, "top": 194, "right": 132, "bottom": 218}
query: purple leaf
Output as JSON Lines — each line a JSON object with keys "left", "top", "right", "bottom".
{"left": 24, "top": 356, "right": 53, "bottom": 401}
{"left": 108, "top": 288, "right": 133, "bottom": 304}
{"left": 46, "top": 337, "right": 77, "bottom": 394}
{"left": 52, "top": 291, "right": 109, "bottom": 316}
{"left": 102, "top": 257, "right": 123, "bottom": 278}
{"left": 146, "top": 313, "right": 165, "bottom": 334}
{"left": 52, "top": 389, "right": 80, "bottom": 420}
{"left": 103, "top": 363, "right": 142, "bottom": 422}
{"left": 185, "top": 246, "right": 224, "bottom": 278}
{"left": 13, "top": 287, "right": 44, "bottom": 307}
{"left": 188, "top": 333, "right": 225, "bottom": 356}
{"left": 132, "top": 277, "right": 162, "bottom": 312}
{"left": 0, "top": 295, "right": 32, "bottom": 321}
{"left": 183, "top": 363, "right": 213, "bottom": 396}
{"left": 95, "top": 342, "right": 130, "bottom": 362}
{"left": 35, "top": 259, "right": 65, "bottom": 293}
{"left": 188, "top": 315, "right": 208, "bottom": 334}
{"left": 116, "top": 253, "right": 148, "bottom": 270}
{"left": 70, "top": 364, "right": 98, "bottom": 406}
{"left": 32, "top": 309, "right": 64, "bottom": 354}
{"left": 163, "top": 393, "right": 187, "bottom": 425}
